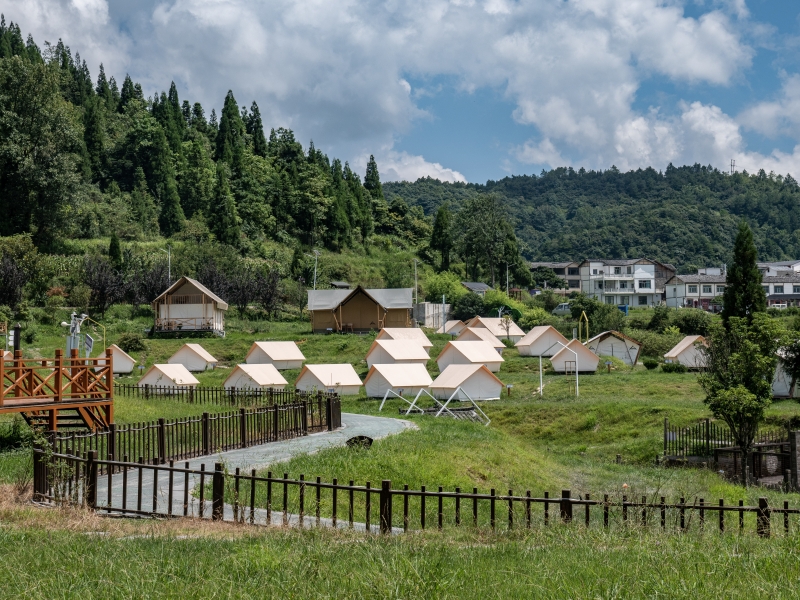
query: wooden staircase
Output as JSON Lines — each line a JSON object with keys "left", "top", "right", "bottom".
{"left": 21, "top": 405, "right": 110, "bottom": 431}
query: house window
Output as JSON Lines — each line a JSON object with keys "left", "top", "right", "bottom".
{"left": 688, "top": 285, "right": 698, "bottom": 294}
{"left": 619, "top": 281, "right": 628, "bottom": 289}
{"left": 763, "top": 285, "right": 769, "bottom": 294}
{"left": 568, "top": 279, "right": 580, "bottom": 288}
{"left": 638, "top": 296, "right": 648, "bottom": 306}
{"left": 621, "top": 296, "right": 629, "bottom": 305}
{"left": 593, "top": 269, "right": 598, "bottom": 275}
{"left": 702, "top": 285, "right": 712, "bottom": 294}
{"left": 568, "top": 268, "right": 579, "bottom": 276}
{"left": 775, "top": 285, "right": 784, "bottom": 294}
{"left": 626, "top": 266, "right": 632, "bottom": 274}
{"left": 794, "top": 285, "right": 800, "bottom": 294}
{"left": 614, "top": 267, "right": 621, "bottom": 275}
{"left": 638, "top": 280, "right": 651, "bottom": 289}
{"left": 716, "top": 286, "right": 725, "bottom": 294}
{"left": 596, "top": 281, "right": 603, "bottom": 290}
{"left": 606, "top": 296, "right": 616, "bottom": 305}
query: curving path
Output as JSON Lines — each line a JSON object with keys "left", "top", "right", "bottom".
{"left": 96, "top": 413, "right": 414, "bottom": 531}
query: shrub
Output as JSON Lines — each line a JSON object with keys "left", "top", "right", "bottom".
{"left": 22, "top": 325, "right": 37, "bottom": 344}
{"left": 672, "top": 308, "right": 712, "bottom": 336}
{"left": 661, "top": 362, "right": 687, "bottom": 373}
{"left": 648, "top": 304, "right": 670, "bottom": 332}
{"left": 627, "top": 328, "right": 682, "bottom": 358}
{"left": 518, "top": 307, "right": 548, "bottom": 330}
{"left": 116, "top": 332, "right": 147, "bottom": 353}
{"left": 643, "top": 358, "right": 660, "bottom": 370}
{"left": 423, "top": 271, "right": 468, "bottom": 303}
{"left": 452, "top": 293, "right": 485, "bottom": 322}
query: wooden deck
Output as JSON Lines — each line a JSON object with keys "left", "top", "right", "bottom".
{"left": 0, "top": 348, "right": 114, "bottom": 431}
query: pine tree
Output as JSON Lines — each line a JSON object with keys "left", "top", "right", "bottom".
{"left": 431, "top": 203, "right": 453, "bottom": 271}
{"left": 721, "top": 220, "right": 767, "bottom": 325}
{"left": 216, "top": 91, "right": 245, "bottom": 169}
{"left": 83, "top": 95, "right": 105, "bottom": 182}
{"left": 108, "top": 231, "right": 122, "bottom": 268}
{"left": 209, "top": 162, "right": 241, "bottom": 246}
{"left": 130, "top": 167, "right": 159, "bottom": 233}
{"left": 247, "top": 101, "right": 268, "bottom": 157}
{"left": 95, "top": 63, "right": 114, "bottom": 109}
{"left": 363, "top": 154, "right": 384, "bottom": 201}
{"left": 158, "top": 176, "right": 185, "bottom": 237}
{"left": 119, "top": 74, "right": 135, "bottom": 111}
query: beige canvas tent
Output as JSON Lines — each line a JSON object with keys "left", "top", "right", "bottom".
{"left": 465, "top": 316, "right": 525, "bottom": 342}
{"left": 456, "top": 327, "right": 505, "bottom": 350}
{"left": 664, "top": 335, "right": 707, "bottom": 369}
{"left": 152, "top": 276, "right": 227, "bottom": 336}
{"left": 245, "top": 341, "right": 305, "bottom": 369}
{"left": 307, "top": 286, "right": 412, "bottom": 333}
{"left": 586, "top": 331, "right": 642, "bottom": 366}
{"left": 138, "top": 364, "right": 199, "bottom": 389}
{"left": 364, "top": 363, "right": 433, "bottom": 398}
{"left": 94, "top": 344, "right": 137, "bottom": 375}
{"left": 550, "top": 339, "right": 599, "bottom": 374}
{"left": 223, "top": 364, "right": 287, "bottom": 391}
{"left": 436, "top": 341, "right": 504, "bottom": 373}
{"left": 295, "top": 364, "right": 363, "bottom": 395}
{"left": 515, "top": 326, "right": 569, "bottom": 357}
{"left": 375, "top": 328, "right": 433, "bottom": 352}
{"left": 365, "top": 339, "right": 430, "bottom": 368}
{"left": 168, "top": 343, "right": 218, "bottom": 372}
{"left": 430, "top": 364, "right": 503, "bottom": 400}
{"left": 436, "top": 320, "right": 466, "bottom": 336}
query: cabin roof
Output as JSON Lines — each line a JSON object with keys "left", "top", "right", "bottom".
{"left": 430, "top": 364, "right": 502, "bottom": 388}
{"left": 307, "top": 286, "right": 413, "bottom": 311}
{"left": 152, "top": 276, "right": 229, "bottom": 310}
{"left": 438, "top": 341, "right": 504, "bottom": 363}
{"left": 226, "top": 364, "right": 288, "bottom": 387}
{"left": 364, "top": 363, "right": 433, "bottom": 387}
{"left": 664, "top": 335, "right": 707, "bottom": 358}
{"left": 297, "top": 364, "right": 363, "bottom": 386}
{"left": 247, "top": 341, "right": 306, "bottom": 361}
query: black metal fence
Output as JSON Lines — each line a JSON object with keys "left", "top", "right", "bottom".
{"left": 114, "top": 383, "right": 337, "bottom": 408}
{"left": 663, "top": 417, "right": 787, "bottom": 458}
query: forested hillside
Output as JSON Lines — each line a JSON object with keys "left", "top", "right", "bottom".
{"left": 385, "top": 166, "right": 800, "bottom": 271}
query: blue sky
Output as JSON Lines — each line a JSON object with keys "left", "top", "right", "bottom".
{"left": 6, "top": 0, "right": 800, "bottom": 183}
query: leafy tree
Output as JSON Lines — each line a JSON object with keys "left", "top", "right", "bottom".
{"left": 722, "top": 221, "right": 766, "bottom": 325}
{"left": 454, "top": 193, "right": 511, "bottom": 287}
{"left": 178, "top": 136, "right": 215, "bottom": 218}
{"left": 83, "top": 95, "right": 106, "bottom": 182}
{"left": 423, "top": 271, "right": 467, "bottom": 303}
{"left": 0, "top": 255, "right": 28, "bottom": 309}
{"left": 83, "top": 255, "right": 124, "bottom": 317}
{"left": 158, "top": 175, "right": 186, "bottom": 237}
{"left": 254, "top": 268, "right": 281, "bottom": 318}
{"left": 208, "top": 162, "right": 241, "bottom": 247}
{"left": 430, "top": 203, "right": 453, "bottom": 271}
{"left": 452, "top": 292, "right": 485, "bottom": 322}
{"left": 698, "top": 315, "right": 784, "bottom": 483}
{"left": 780, "top": 337, "right": 800, "bottom": 400}
{"left": 530, "top": 267, "right": 566, "bottom": 290}
{"left": 647, "top": 304, "right": 671, "bottom": 332}
{"left": 672, "top": 308, "right": 713, "bottom": 336}
{"left": 363, "top": 154, "right": 383, "bottom": 201}
{"left": 129, "top": 167, "right": 159, "bottom": 234}
{"left": 108, "top": 232, "right": 122, "bottom": 269}
{"left": 227, "top": 267, "right": 256, "bottom": 317}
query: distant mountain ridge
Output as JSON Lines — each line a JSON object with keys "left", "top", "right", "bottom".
{"left": 384, "top": 165, "right": 800, "bottom": 272}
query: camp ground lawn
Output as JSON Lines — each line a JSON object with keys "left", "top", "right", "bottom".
{"left": 4, "top": 315, "right": 800, "bottom": 595}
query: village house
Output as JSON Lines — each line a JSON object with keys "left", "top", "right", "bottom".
{"left": 579, "top": 259, "right": 676, "bottom": 307}
{"left": 461, "top": 282, "right": 493, "bottom": 297}
{"left": 665, "top": 268, "right": 727, "bottom": 309}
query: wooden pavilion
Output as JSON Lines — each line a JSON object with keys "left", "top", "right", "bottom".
{"left": 152, "top": 277, "right": 228, "bottom": 336}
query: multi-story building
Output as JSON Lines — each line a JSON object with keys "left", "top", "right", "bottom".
{"left": 758, "top": 260, "right": 800, "bottom": 277}
{"left": 762, "top": 276, "right": 800, "bottom": 307}
{"left": 529, "top": 261, "right": 581, "bottom": 295}
{"left": 578, "top": 259, "right": 672, "bottom": 306}
{"left": 665, "top": 269, "right": 727, "bottom": 309}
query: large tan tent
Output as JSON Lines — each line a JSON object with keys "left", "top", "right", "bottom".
{"left": 586, "top": 331, "right": 642, "bottom": 366}
{"left": 364, "top": 363, "right": 433, "bottom": 398}
{"left": 245, "top": 341, "right": 305, "bottom": 369}
{"left": 365, "top": 339, "right": 430, "bottom": 368}
{"left": 94, "top": 344, "right": 137, "bottom": 375}
{"left": 138, "top": 364, "right": 199, "bottom": 389}
{"left": 515, "top": 326, "right": 569, "bottom": 357}
{"left": 168, "top": 343, "right": 218, "bottom": 372}
{"left": 455, "top": 327, "right": 505, "bottom": 350}
{"left": 436, "top": 341, "right": 504, "bottom": 373}
{"left": 152, "top": 276, "right": 227, "bottom": 336}
{"left": 436, "top": 320, "right": 466, "bottom": 336}
{"left": 375, "top": 328, "right": 433, "bottom": 352}
{"left": 465, "top": 316, "right": 525, "bottom": 342}
{"left": 223, "top": 364, "right": 287, "bottom": 391}
{"left": 430, "top": 364, "right": 503, "bottom": 400}
{"left": 307, "top": 286, "right": 412, "bottom": 333}
{"left": 295, "top": 364, "right": 363, "bottom": 395}
{"left": 550, "top": 339, "right": 599, "bottom": 374}
{"left": 664, "top": 335, "right": 707, "bottom": 369}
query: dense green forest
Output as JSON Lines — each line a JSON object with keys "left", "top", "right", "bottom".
{"left": 385, "top": 166, "right": 800, "bottom": 271}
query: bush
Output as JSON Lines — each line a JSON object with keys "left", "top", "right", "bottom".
{"left": 22, "top": 325, "right": 37, "bottom": 344}
{"left": 627, "top": 328, "right": 682, "bottom": 358}
{"left": 672, "top": 308, "right": 712, "bottom": 336}
{"left": 423, "top": 271, "right": 468, "bottom": 304}
{"left": 661, "top": 362, "right": 687, "bottom": 373}
{"left": 452, "top": 293, "right": 485, "bottom": 322}
{"left": 116, "top": 332, "right": 147, "bottom": 353}
{"left": 643, "top": 358, "right": 660, "bottom": 370}
{"left": 518, "top": 307, "right": 548, "bottom": 330}
{"left": 648, "top": 305, "right": 670, "bottom": 332}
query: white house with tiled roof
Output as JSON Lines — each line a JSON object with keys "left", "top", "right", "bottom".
{"left": 665, "top": 271, "right": 727, "bottom": 309}
{"left": 579, "top": 259, "right": 675, "bottom": 307}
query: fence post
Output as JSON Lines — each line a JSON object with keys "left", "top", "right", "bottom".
{"left": 157, "top": 418, "right": 166, "bottom": 464}
{"left": 560, "top": 489, "right": 572, "bottom": 523}
{"left": 273, "top": 405, "right": 279, "bottom": 440}
{"left": 326, "top": 397, "right": 333, "bottom": 432}
{"left": 202, "top": 413, "right": 210, "bottom": 456}
{"left": 663, "top": 417, "right": 668, "bottom": 456}
{"left": 212, "top": 463, "right": 224, "bottom": 521}
{"left": 108, "top": 423, "right": 116, "bottom": 463}
{"left": 757, "top": 497, "right": 770, "bottom": 538}
{"left": 32, "top": 445, "right": 45, "bottom": 501}
{"left": 790, "top": 431, "right": 799, "bottom": 491}
{"left": 144, "top": 383, "right": 149, "bottom": 400}
{"left": 240, "top": 408, "right": 247, "bottom": 449}
{"left": 301, "top": 402, "right": 308, "bottom": 435}
{"left": 85, "top": 450, "right": 98, "bottom": 510}
{"left": 380, "top": 480, "right": 392, "bottom": 534}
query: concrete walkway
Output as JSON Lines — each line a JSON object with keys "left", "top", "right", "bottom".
{"left": 95, "top": 413, "right": 413, "bottom": 531}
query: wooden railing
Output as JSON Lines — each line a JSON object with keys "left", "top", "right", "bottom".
{"left": 154, "top": 318, "right": 219, "bottom": 332}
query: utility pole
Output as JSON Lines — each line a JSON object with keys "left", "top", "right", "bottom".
{"left": 306, "top": 251, "right": 319, "bottom": 290}
{"left": 506, "top": 262, "right": 515, "bottom": 295}
{"left": 730, "top": 159, "right": 736, "bottom": 175}
{"left": 414, "top": 259, "right": 419, "bottom": 305}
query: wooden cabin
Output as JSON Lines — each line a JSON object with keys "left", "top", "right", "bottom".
{"left": 307, "top": 286, "right": 412, "bottom": 333}
{"left": 152, "top": 277, "right": 228, "bottom": 336}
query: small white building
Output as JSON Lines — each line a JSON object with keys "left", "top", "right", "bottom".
{"left": 138, "top": 364, "right": 199, "bottom": 389}
{"left": 665, "top": 272, "right": 727, "bottom": 310}
{"left": 586, "top": 331, "right": 642, "bottom": 366}
{"left": 365, "top": 339, "right": 429, "bottom": 369}
{"left": 773, "top": 351, "right": 800, "bottom": 398}
{"left": 664, "top": 335, "right": 707, "bottom": 369}
{"left": 295, "top": 364, "right": 363, "bottom": 396}
{"left": 550, "top": 339, "right": 600, "bottom": 374}
{"left": 436, "top": 341, "right": 504, "bottom": 373}
{"left": 436, "top": 320, "right": 467, "bottom": 336}
{"left": 95, "top": 344, "right": 137, "bottom": 375}
{"left": 168, "top": 343, "right": 218, "bottom": 372}
{"left": 245, "top": 341, "right": 306, "bottom": 369}
{"left": 465, "top": 316, "right": 525, "bottom": 342}
{"left": 515, "top": 326, "right": 570, "bottom": 357}
{"left": 375, "top": 328, "right": 433, "bottom": 353}
{"left": 152, "top": 276, "right": 227, "bottom": 336}
{"left": 430, "top": 364, "right": 503, "bottom": 401}
{"left": 364, "top": 363, "right": 433, "bottom": 398}
{"left": 456, "top": 327, "right": 505, "bottom": 351}
{"left": 223, "top": 364, "right": 287, "bottom": 391}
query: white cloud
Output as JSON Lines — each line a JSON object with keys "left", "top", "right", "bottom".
{"left": 363, "top": 150, "right": 467, "bottom": 183}
{"left": 738, "top": 74, "right": 800, "bottom": 138}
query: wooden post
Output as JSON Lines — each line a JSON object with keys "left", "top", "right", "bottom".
{"left": 0, "top": 348, "right": 4, "bottom": 408}
{"left": 212, "top": 463, "right": 224, "bottom": 521}
{"left": 561, "top": 489, "right": 572, "bottom": 523}
{"left": 380, "top": 480, "right": 392, "bottom": 534}
{"left": 202, "top": 413, "right": 210, "bottom": 456}
{"left": 326, "top": 397, "right": 333, "bottom": 432}
{"left": 108, "top": 423, "right": 117, "bottom": 463}
{"left": 240, "top": 408, "right": 247, "bottom": 449}
{"left": 790, "top": 431, "right": 799, "bottom": 491}
{"left": 757, "top": 497, "right": 770, "bottom": 538}
{"left": 85, "top": 450, "right": 98, "bottom": 510}
{"left": 157, "top": 418, "right": 166, "bottom": 464}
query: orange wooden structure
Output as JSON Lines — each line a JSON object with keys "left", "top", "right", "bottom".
{"left": 0, "top": 348, "right": 114, "bottom": 431}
